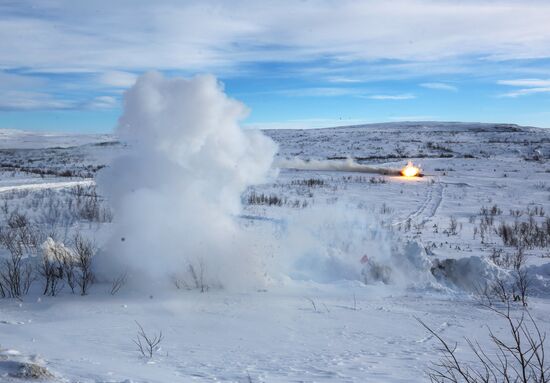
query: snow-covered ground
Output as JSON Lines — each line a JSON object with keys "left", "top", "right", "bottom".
{"left": 0, "top": 122, "right": 549, "bottom": 382}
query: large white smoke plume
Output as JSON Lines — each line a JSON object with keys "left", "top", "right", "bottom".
{"left": 97, "top": 71, "right": 437, "bottom": 291}
{"left": 98, "top": 72, "right": 277, "bottom": 289}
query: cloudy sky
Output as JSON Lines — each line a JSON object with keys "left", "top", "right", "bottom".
{"left": 1, "top": 0, "right": 550, "bottom": 132}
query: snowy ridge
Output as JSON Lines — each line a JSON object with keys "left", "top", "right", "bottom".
{"left": 0, "top": 128, "right": 115, "bottom": 149}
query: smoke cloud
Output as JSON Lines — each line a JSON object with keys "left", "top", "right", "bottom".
{"left": 97, "top": 71, "right": 434, "bottom": 292}
{"left": 276, "top": 158, "right": 402, "bottom": 176}
{"left": 261, "top": 206, "right": 436, "bottom": 289}
{"left": 97, "top": 72, "right": 277, "bottom": 289}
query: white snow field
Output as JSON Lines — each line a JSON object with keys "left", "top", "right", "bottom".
{"left": 0, "top": 121, "right": 549, "bottom": 382}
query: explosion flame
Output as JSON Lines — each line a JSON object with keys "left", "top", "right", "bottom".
{"left": 401, "top": 161, "right": 421, "bottom": 177}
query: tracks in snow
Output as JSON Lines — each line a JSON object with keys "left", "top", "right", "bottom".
{"left": 392, "top": 179, "right": 443, "bottom": 227}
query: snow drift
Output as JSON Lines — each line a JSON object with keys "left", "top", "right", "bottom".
{"left": 259, "top": 206, "right": 437, "bottom": 289}
{"left": 431, "top": 256, "right": 504, "bottom": 292}
{"left": 98, "top": 72, "right": 277, "bottom": 288}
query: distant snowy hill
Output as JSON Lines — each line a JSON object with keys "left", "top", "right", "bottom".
{"left": 264, "top": 121, "right": 549, "bottom": 161}
{"left": 0, "top": 128, "right": 115, "bottom": 149}
{"left": 0, "top": 121, "right": 545, "bottom": 150}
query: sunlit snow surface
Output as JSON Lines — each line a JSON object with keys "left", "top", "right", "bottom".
{"left": 0, "top": 122, "right": 549, "bottom": 382}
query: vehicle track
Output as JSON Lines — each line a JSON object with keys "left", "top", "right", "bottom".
{"left": 391, "top": 178, "right": 443, "bottom": 227}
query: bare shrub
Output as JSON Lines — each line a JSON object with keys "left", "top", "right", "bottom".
{"left": 4, "top": 212, "right": 42, "bottom": 252}
{"left": 510, "top": 209, "right": 523, "bottom": 218}
{"left": 0, "top": 212, "right": 40, "bottom": 298}
{"left": 62, "top": 251, "right": 78, "bottom": 294}
{"left": 394, "top": 143, "right": 407, "bottom": 157}
{"left": 483, "top": 248, "right": 531, "bottom": 307}
{"left": 291, "top": 178, "right": 325, "bottom": 187}
{"left": 476, "top": 276, "right": 512, "bottom": 306}
{"left": 188, "top": 259, "right": 208, "bottom": 293}
{"left": 0, "top": 245, "right": 34, "bottom": 298}
{"left": 172, "top": 274, "right": 190, "bottom": 290}
{"left": 489, "top": 248, "right": 513, "bottom": 269}
{"left": 379, "top": 203, "right": 393, "bottom": 214}
{"left": 110, "top": 272, "right": 128, "bottom": 295}
{"left": 445, "top": 216, "right": 458, "bottom": 236}
{"left": 40, "top": 238, "right": 77, "bottom": 296}
{"left": 480, "top": 205, "right": 501, "bottom": 226}
{"left": 246, "top": 192, "right": 285, "bottom": 206}
{"left": 40, "top": 237, "right": 85, "bottom": 296}
{"left": 172, "top": 259, "right": 211, "bottom": 292}
{"left": 1, "top": 200, "right": 8, "bottom": 215}
{"left": 75, "top": 186, "right": 113, "bottom": 222}
{"left": 305, "top": 297, "right": 318, "bottom": 312}
{"left": 418, "top": 303, "right": 549, "bottom": 383}
{"left": 133, "top": 321, "right": 163, "bottom": 358}
{"left": 73, "top": 234, "right": 95, "bottom": 295}
{"left": 369, "top": 177, "right": 387, "bottom": 184}
{"left": 514, "top": 267, "right": 531, "bottom": 307}
{"left": 39, "top": 253, "right": 64, "bottom": 296}
{"left": 497, "top": 218, "right": 550, "bottom": 250}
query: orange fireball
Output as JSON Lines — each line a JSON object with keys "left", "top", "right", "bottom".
{"left": 401, "top": 161, "right": 421, "bottom": 177}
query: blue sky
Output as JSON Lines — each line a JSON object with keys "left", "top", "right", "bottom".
{"left": 1, "top": 0, "right": 550, "bottom": 132}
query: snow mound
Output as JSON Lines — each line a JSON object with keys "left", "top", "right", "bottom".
{"left": 431, "top": 256, "right": 504, "bottom": 292}
{"left": 0, "top": 349, "right": 54, "bottom": 382}
{"left": 528, "top": 262, "right": 550, "bottom": 298}
{"left": 273, "top": 206, "right": 437, "bottom": 289}
{"left": 361, "top": 241, "right": 440, "bottom": 290}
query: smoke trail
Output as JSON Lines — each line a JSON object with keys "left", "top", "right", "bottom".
{"left": 276, "top": 158, "right": 402, "bottom": 176}
{"left": 97, "top": 72, "right": 278, "bottom": 289}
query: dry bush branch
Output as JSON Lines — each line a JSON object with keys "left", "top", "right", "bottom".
{"left": 418, "top": 303, "right": 548, "bottom": 383}
{"left": 133, "top": 321, "right": 163, "bottom": 359}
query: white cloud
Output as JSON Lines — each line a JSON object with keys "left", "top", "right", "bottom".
{"left": 1, "top": 1, "right": 550, "bottom": 73}
{"left": 99, "top": 71, "right": 137, "bottom": 88}
{"left": 87, "top": 95, "right": 118, "bottom": 109}
{"left": 499, "top": 87, "right": 550, "bottom": 98}
{"left": 497, "top": 79, "right": 550, "bottom": 87}
{"left": 420, "top": 82, "right": 457, "bottom": 91}
{"left": 0, "top": 91, "right": 73, "bottom": 110}
{"left": 0, "top": 71, "right": 46, "bottom": 90}
{"left": 325, "top": 76, "right": 363, "bottom": 84}
{"left": 368, "top": 94, "right": 415, "bottom": 100}
{"left": 3, "top": 0, "right": 550, "bottom": 113}
{"left": 498, "top": 78, "right": 550, "bottom": 97}
{"left": 278, "top": 87, "right": 365, "bottom": 97}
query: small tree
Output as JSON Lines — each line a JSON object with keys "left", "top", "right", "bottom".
{"left": 73, "top": 234, "right": 95, "bottom": 296}
{"left": 448, "top": 216, "right": 458, "bottom": 236}
{"left": 39, "top": 253, "right": 64, "bottom": 296}
{"left": 0, "top": 216, "right": 38, "bottom": 298}
{"left": 514, "top": 267, "right": 531, "bottom": 307}
{"left": 40, "top": 237, "right": 74, "bottom": 296}
{"left": 511, "top": 247, "right": 530, "bottom": 307}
